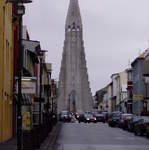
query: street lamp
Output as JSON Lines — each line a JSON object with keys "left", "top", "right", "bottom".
{"left": 68, "top": 94, "right": 71, "bottom": 112}
{"left": 51, "top": 79, "right": 55, "bottom": 114}
{"left": 38, "top": 50, "right": 47, "bottom": 126}
{"left": 46, "top": 68, "right": 52, "bottom": 113}
{"left": 7, "top": 0, "right": 32, "bottom": 150}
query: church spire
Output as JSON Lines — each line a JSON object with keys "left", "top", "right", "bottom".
{"left": 65, "top": 0, "right": 82, "bottom": 30}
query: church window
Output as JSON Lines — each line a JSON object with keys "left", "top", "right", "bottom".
{"left": 77, "top": 26, "right": 80, "bottom": 31}
{"left": 68, "top": 25, "right": 71, "bottom": 32}
{"left": 72, "top": 22, "right": 76, "bottom": 31}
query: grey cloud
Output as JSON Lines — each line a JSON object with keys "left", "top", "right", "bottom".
{"left": 24, "top": 0, "right": 149, "bottom": 93}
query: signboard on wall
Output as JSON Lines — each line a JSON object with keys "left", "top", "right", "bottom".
{"left": 22, "top": 112, "right": 31, "bottom": 131}
{"left": 15, "top": 77, "right": 37, "bottom": 94}
{"left": 133, "top": 94, "right": 144, "bottom": 101}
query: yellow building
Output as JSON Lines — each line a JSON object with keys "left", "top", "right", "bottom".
{"left": 0, "top": 1, "right": 14, "bottom": 143}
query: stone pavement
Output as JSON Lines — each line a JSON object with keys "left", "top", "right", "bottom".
{"left": 39, "top": 123, "right": 61, "bottom": 150}
{"left": 0, "top": 123, "right": 61, "bottom": 150}
{"left": 0, "top": 138, "right": 17, "bottom": 150}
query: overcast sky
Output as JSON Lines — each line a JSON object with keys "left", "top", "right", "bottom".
{"left": 24, "top": 0, "right": 149, "bottom": 94}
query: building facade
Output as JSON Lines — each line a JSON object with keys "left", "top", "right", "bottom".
{"left": 58, "top": 0, "right": 92, "bottom": 113}
{"left": 0, "top": 1, "right": 13, "bottom": 143}
{"left": 111, "top": 74, "right": 119, "bottom": 112}
{"left": 119, "top": 71, "right": 128, "bottom": 113}
{"left": 107, "top": 83, "right": 112, "bottom": 113}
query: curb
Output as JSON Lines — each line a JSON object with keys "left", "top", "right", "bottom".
{"left": 39, "top": 123, "right": 62, "bottom": 150}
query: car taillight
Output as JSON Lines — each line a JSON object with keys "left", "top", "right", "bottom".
{"left": 143, "top": 124, "right": 147, "bottom": 128}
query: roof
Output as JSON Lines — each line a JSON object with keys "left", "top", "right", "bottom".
{"left": 131, "top": 48, "right": 149, "bottom": 66}
{"left": 65, "top": 0, "right": 82, "bottom": 29}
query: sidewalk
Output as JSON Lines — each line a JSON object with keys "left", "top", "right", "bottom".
{"left": 0, "top": 123, "right": 61, "bottom": 150}
{"left": 39, "top": 123, "right": 61, "bottom": 150}
{"left": 0, "top": 138, "right": 17, "bottom": 150}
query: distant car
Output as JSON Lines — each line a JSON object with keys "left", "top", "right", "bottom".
{"left": 75, "top": 112, "right": 85, "bottom": 123}
{"left": 134, "top": 116, "right": 149, "bottom": 136}
{"left": 102, "top": 111, "right": 109, "bottom": 122}
{"left": 127, "top": 116, "right": 142, "bottom": 132}
{"left": 93, "top": 112, "right": 105, "bottom": 123}
{"left": 146, "top": 125, "right": 149, "bottom": 137}
{"left": 84, "top": 113, "right": 97, "bottom": 123}
{"left": 119, "top": 113, "right": 133, "bottom": 129}
{"left": 59, "top": 110, "right": 72, "bottom": 122}
{"left": 108, "top": 111, "right": 122, "bottom": 127}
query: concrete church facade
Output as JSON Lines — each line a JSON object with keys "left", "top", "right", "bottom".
{"left": 58, "top": 0, "right": 92, "bottom": 113}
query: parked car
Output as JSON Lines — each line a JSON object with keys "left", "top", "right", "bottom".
{"left": 102, "top": 111, "right": 109, "bottom": 122}
{"left": 134, "top": 116, "right": 149, "bottom": 136}
{"left": 146, "top": 125, "right": 149, "bottom": 137}
{"left": 76, "top": 112, "right": 85, "bottom": 123}
{"left": 93, "top": 112, "right": 105, "bottom": 123}
{"left": 127, "top": 115, "right": 142, "bottom": 132}
{"left": 84, "top": 113, "right": 97, "bottom": 123}
{"left": 119, "top": 113, "right": 133, "bottom": 129}
{"left": 108, "top": 111, "right": 122, "bottom": 127}
{"left": 59, "top": 110, "right": 72, "bottom": 122}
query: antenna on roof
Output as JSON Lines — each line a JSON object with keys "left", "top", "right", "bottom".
{"left": 128, "top": 59, "right": 131, "bottom": 68}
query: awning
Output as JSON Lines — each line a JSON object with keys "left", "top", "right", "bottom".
{"left": 15, "top": 94, "right": 32, "bottom": 106}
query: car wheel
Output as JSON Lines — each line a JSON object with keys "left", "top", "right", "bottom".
{"left": 137, "top": 128, "right": 142, "bottom": 136}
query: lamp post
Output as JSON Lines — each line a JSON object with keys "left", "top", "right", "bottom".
{"left": 68, "top": 94, "right": 70, "bottom": 112}
{"left": 51, "top": 79, "right": 54, "bottom": 114}
{"left": 7, "top": 0, "right": 32, "bottom": 150}
{"left": 38, "top": 50, "right": 47, "bottom": 126}
{"left": 47, "top": 69, "right": 51, "bottom": 113}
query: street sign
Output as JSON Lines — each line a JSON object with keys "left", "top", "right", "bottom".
{"left": 133, "top": 94, "right": 144, "bottom": 101}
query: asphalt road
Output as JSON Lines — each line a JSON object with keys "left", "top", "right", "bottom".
{"left": 53, "top": 122, "right": 149, "bottom": 150}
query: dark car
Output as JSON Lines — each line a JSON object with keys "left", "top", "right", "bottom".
{"left": 84, "top": 113, "right": 97, "bottom": 123}
{"left": 146, "top": 125, "right": 149, "bottom": 137}
{"left": 59, "top": 110, "right": 72, "bottom": 122}
{"left": 76, "top": 112, "right": 85, "bottom": 123}
{"left": 108, "top": 111, "right": 122, "bottom": 127}
{"left": 93, "top": 112, "right": 105, "bottom": 123}
{"left": 102, "top": 111, "right": 109, "bottom": 122}
{"left": 119, "top": 113, "right": 133, "bottom": 129}
{"left": 134, "top": 116, "right": 149, "bottom": 136}
{"left": 127, "top": 116, "right": 142, "bottom": 132}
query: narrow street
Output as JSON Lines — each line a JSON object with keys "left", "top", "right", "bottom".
{"left": 53, "top": 123, "right": 149, "bottom": 150}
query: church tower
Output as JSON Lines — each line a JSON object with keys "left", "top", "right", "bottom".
{"left": 58, "top": 0, "right": 92, "bottom": 113}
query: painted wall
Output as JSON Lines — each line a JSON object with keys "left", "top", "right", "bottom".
{"left": 107, "top": 84, "right": 112, "bottom": 113}
{"left": 0, "top": 1, "right": 13, "bottom": 143}
{"left": 132, "top": 58, "right": 144, "bottom": 115}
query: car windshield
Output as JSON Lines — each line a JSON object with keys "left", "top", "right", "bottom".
{"left": 122, "top": 114, "right": 133, "bottom": 119}
{"left": 61, "top": 111, "right": 69, "bottom": 115}
{"left": 142, "top": 117, "right": 149, "bottom": 123}
{"left": 85, "top": 114, "right": 93, "bottom": 118}
{"left": 112, "top": 112, "right": 121, "bottom": 117}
